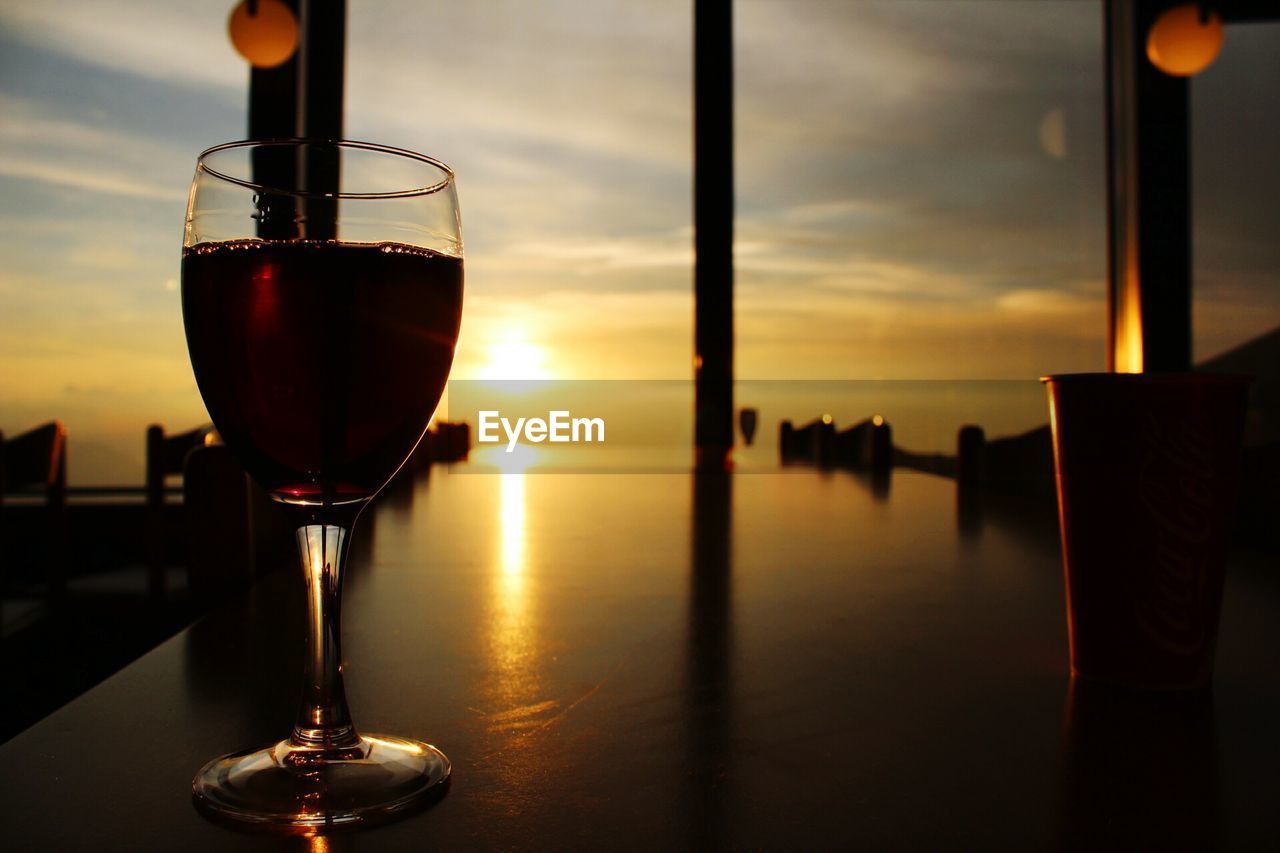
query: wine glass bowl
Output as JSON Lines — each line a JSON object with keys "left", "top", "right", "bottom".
{"left": 183, "top": 140, "right": 462, "bottom": 831}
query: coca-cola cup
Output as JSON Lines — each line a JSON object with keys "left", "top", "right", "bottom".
{"left": 1043, "top": 373, "right": 1251, "bottom": 689}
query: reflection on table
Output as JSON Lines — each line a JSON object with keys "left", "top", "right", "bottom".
{"left": 2, "top": 464, "right": 1278, "bottom": 849}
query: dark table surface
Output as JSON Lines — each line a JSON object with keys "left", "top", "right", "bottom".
{"left": 3, "top": 466, "right": 1278, "bottom": 850}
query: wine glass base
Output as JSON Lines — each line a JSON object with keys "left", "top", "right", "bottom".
{"left": 192, "top": 735, "right": 450, "bottom": 833}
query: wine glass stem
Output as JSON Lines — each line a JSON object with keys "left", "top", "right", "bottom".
{"left": 292, "top": 523, "right": 359, "bottom": 749}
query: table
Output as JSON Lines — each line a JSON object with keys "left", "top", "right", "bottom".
{"left": 3, "top": 468, "right": 1278, "bottom": 849}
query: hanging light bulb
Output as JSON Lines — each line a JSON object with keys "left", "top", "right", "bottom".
{"left": 228, "top": 0, "right": 299, "bottom": 69}
{"left": 1146, "top": 3, "right": 1223, "bottom": 77}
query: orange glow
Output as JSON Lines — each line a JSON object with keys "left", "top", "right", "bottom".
{"left": 1114, "top": 197, "right": 1144, "bottom": 374}
{"left": 228, "top": 0, "right": 299, "bottom": 69}
{"left": 1146, "top": 4, "right": 1223, "bottom": 77}
{"left": 1115, "top": 262, "right": 1144, "bottom": 374}
{"left": 872, "top": 414, "right": 884, "bottom": 427}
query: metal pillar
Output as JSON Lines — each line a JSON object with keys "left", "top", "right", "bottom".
{"left": 246, "top": 0, "right": 345, "bottom": 239}
{"left": 1104, "top": 0, "right": 1191, "bottom": 373}
{"left": 247, "top": 0, "right": 301, "bottom": 239}
{"left": 694, "top": 0, "right": 734, "bottom": 468}
{"left": 298, "top": 0, "right": 345, "bottom": 239}
{"left": 1106, "top": 1, "right": 1280, "bottom": 372}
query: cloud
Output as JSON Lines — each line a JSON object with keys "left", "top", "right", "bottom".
{"left": 490, "top": 233, "right": 692, "bottom": 272}
{"left": 995, "top": 288, "right": 1096, "bottom": 316}
{"left": 345, "top": 0, "right": 690, "bottom": 170}
{"left": 736, "top": 281, "right": 1107, "bottom": 380}
{"left": 0, "top": 0, "right": 242, "bottom": 91}
{"left": 0, "top": 94, "right": 192, "bottom": 201}
{"left": 0, "top": 156, "right": 180, "bottom": 201}
{"left": 341, "top": 0, "right": 692, "bottom": 278}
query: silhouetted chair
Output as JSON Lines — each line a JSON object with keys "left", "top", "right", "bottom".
{"left": 145, "top": 424, "right": 216, "bottom": 598}
{"left": 182, "top": 443, "right": 254, "bottom": 602}
{"left": 181, "top": 442, "right": 292, "bottom": 601}
{"left": 0, "top": 422, "right": 68, "bottom": 598}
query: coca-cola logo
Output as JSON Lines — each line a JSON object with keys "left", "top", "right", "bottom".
{"left": 1134, "top": 414, "right": 1218, "bottom": 656}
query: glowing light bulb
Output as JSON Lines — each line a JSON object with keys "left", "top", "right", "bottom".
{"left": 228, "top": 0, "right": 299, "bottom": 69}
{"left": 1146, "top": 4, "right": 1223, "bottom": 77}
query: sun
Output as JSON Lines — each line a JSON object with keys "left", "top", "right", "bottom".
{"left": 476, "top": 339, "right": 553, "bottom": 381}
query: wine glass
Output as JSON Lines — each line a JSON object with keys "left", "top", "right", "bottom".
{"left": 182, "top": 140, "right": 463, "bottom": 831}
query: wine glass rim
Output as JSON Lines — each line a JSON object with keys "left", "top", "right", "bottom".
{"left": 196, "top": 139, "right": 455, "bottom": 200}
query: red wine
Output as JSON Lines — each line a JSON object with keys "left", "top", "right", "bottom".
{"left": 182, "top": 239, "right": 463, "bottom": 505}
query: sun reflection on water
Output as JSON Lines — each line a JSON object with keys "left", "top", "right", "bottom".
{"left": 485, "top": 449, "right": 542, "bottom": 713}
{"left": 471, "top": 442, "right": 541, "bottom": 473}
{"left": 500, "top": 471, "right": 526, "bottom": 586}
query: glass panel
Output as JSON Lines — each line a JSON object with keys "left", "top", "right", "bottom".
{"left": 1191, "top": 22, "right": 1280, "bottom": 369}
{"left": 0, "top": 1, "right": 243, "bottom": 484}
{"left": 346, "top": 0, "right": 693, "bottom": 384}
{"left": 736, "top": 0, "right": 1106, "bottom": 455}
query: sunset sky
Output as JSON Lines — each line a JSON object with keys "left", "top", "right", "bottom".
{"left": 1, "top": 1, "right": 1277, "bottom": 482}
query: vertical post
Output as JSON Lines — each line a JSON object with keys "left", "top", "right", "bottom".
{"left": 1104, "top": 0, "right": 1192, "bottom": 373}
{"left": 245, "top": 0, "right": 346, "bottom": 240}
{"left": 298, "top": 0, "right": 346, "bottom": 141}
{"left": 694, "top": 0, "right": 735, "bottom": 469}
{"left": 298, "top": 0, "right": 346, "bottom": 241}
{"left": 248, "top": 0, "right": 301, "bottom": 240}
{"left": 247, "top": 0, "right": 301, "bottom": 141}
